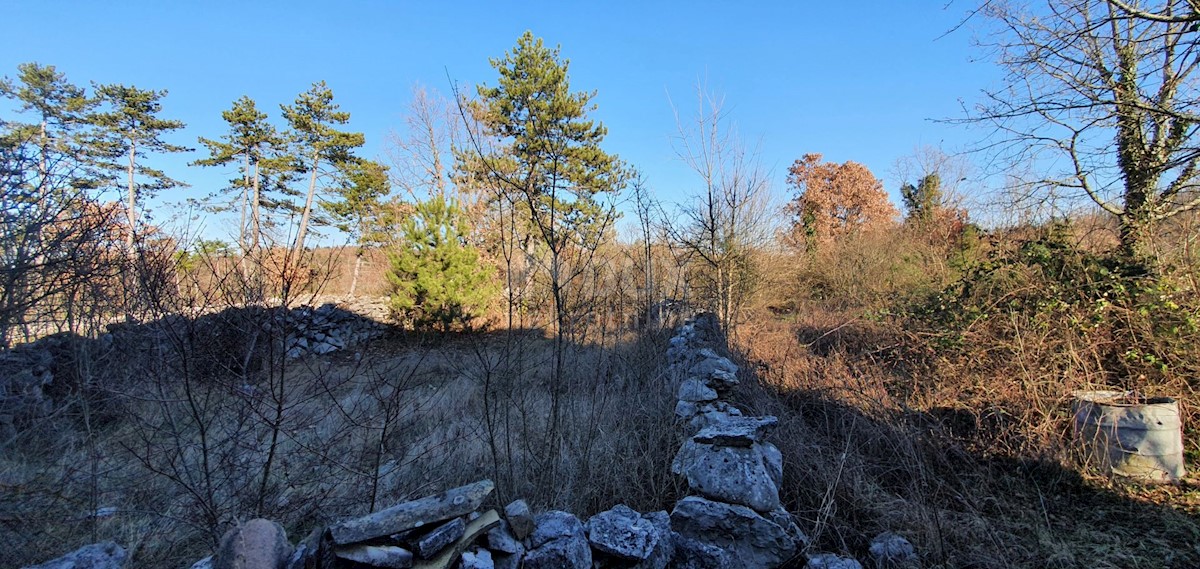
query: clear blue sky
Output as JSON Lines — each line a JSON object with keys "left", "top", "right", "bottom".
{"left": 2, "top": 1, "right": 999, "bottom": 244}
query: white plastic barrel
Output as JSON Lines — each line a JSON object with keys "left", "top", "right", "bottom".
{"left": 1072, "top": 390, "right": 1185, "bottom": 483}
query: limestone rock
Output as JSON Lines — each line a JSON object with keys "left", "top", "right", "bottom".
{"left": 485, "top": 520, "right": 524, "bottom": 555}
{"left": 869, "top": 532, "right": 919, "bottom": 568}
{"left": 460, "top": 548, "right": 494, "bottom": 569}
{"left": 632, "top": 510, "right": 673, "bottom": 569}
{"left": 686, "top": 402, "right": 744, "bottom": 433}
{"left": 412, "top": 517, "right": 465, "bottom": 559}
{"left": 674, "top": 400, "right": 699, "bottom": 420}
{"left": 334, "top": 544, "right": 414, "bottom": 568}
{"left": 22, "top": 542, "right": 129, "bottom": 569}
{"left": 215, "top": 519, "right": 292, "bottom": 569}
{"left": 190, "top": 556, "right": 213, "bottom": 569}
{"left": 670, "top": 496, "right": 796, "bottom": 569}
{"left": 529, "top": 510, "right": 584, "bottom": 548}
{"left": 412, "top": 509, "right": 500, "bottom": 569}
{"left": 677, "top": 379, "right": 718, "bottom": 403}
{"left": 671, "top": 440, "right": 781, "bottom": 512}
{"left": 504, "top": 499, "right": 534, "bottom": 540}
{"left": 585, "top": 504, "right": 660, "bottom": 561}
{"left": 525, "top": 510, "right": 591, "bottom": 569}
{"left": 667, "top": 533, "right": 731, "bottom": 569}
{"left": 692, "top": 415, "right": 778, "bottom": 447}
{"left": 766, "top": 507, "right": 808, "bottom": 548}
{"left": 807, "top": 553, "right": 863, "bottom": 569}
{"left": 328, "top": 479, "right": 493, "bottom": 545}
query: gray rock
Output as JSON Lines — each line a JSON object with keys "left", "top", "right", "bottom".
{"left": 525, "top": 510, "right": 591, "bottom": 569}
{"left": 677, "top": 379, "right": 718, "bottom": 402}
{"left": 411, "top": 509, "right": 500, "bottom": 569}
{"left": 328, "top": 479, "right": 494, "bottom": 544}
{"left": 486, "top": 520, "right": 524, "bottom": 555}
{"left": 585, "top": 504, "right": 658, "bottom": 560}
{"left": 692, "top": 416, "right": 778, "bottom": 447}
{"left": 460, "top": 548, "right": 494, "bottom": 569}
{"left": 690, "top": 349, "right": 737, "bottom": 377}
{"left": 668, "top": 533, "right": 731, "bottom": 569}
{"left": 529, "top": 510, "right": 584, "bottom": 548}
{"left": 674, "top": 400, "right": 699, "bottom": 420}
{"left": 670, "top": 496, "right": 796, "bottom": 569}
{"left": 334, "top": 544, "right": 413, "bottom": 568}
{"left": 215, "top": 519, "right": 292, "bottom": 569}
{"left": 671, "top": 440, "right": 781, "bottom": 512}
{"left": 413, "top": 517, "right": 465, "bottom": 559}
{"left": 633, "top": 511, "right": 673, "bottom": 569}
{"left": 492, "top": 552, "right": 521, "bottom": 569}
{"left": 761, "top": 442, "right": 783, "bottom": 488}
{"left": 24, "top": 542, "right": 129, "bottom": 569}
{"left": 869, "top": 532, "right": 919, "bottom": 568}
{"left": 284, "top": 527, "right": 321, "bottom": 569}
{"left": 686, "top": 402, "right": 744, "bottom": 433}
{"left": 807, "top": 553, "right": 863, "bottom": 569}
{"left": 706, "top": 368, "right": 739, "bottom": 391}
{"left": 766, "top": 507, "right": 808, "bottom": 548}
{"left": 522, "top": 536, "right": 591, "bottom": 569}
{"left": 504, "top": 499, "right": 534, "bottom": 540}
{"left": 190, "top": 556, "right": 213, "bottom": 569}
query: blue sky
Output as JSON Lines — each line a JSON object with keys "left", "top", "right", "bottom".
{"left": 2, "top": 1, "right": 1000, "bottom": 244}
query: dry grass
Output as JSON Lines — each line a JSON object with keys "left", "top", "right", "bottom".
{"left": 732, "top": 299, "right": 1200, "bottom": 568}
{"left": 0, "top": 313, "right": 682, "bottom": 569}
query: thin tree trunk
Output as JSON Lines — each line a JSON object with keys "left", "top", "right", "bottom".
{"left": 126, "top": 139, "right": 138, "bottom": 251}
{"left": 349, "top": 251, "right": 363, "bottom": 297}
{"left": 293, "top": 156, "right": 320, "bottom": 255}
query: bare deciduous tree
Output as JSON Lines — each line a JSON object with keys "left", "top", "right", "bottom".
{"left": 668, "top": 86, "right": 774, "bottom": 334}
{"left": 972, "top": 0, "right": 1200, "bottom": 261}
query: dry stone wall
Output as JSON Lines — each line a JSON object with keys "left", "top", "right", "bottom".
{"left": 21, "top": 314, "right": 920, "bottom": 569}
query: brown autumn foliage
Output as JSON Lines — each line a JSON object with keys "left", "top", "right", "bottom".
{"left": 785, "top": 153, "right": 898, "bottom": 248}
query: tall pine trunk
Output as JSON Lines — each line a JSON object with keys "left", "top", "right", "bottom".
{"left": 293, "top": 155, "right": 320, "bottom": 255}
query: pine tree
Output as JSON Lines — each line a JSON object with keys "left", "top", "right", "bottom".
{"left": 193, "top": 96, "right": 291, "bottom": 254}
{"left": 90, "top": 83, "right": 190, "bottom": 249}
{"left": 386, "top": 195, "right": 494, "bottom": 331}
{"left": 281, "top": 81, "right": 364, "bottom": 254}
{"left": 326, "top": 158, "right": 392, "bottom": 296}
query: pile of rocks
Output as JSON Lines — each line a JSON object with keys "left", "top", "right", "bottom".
{"left": 279, "top": 302, "right": 387, "bottom": 359}
{"left": 665, "top": 314, "right": 920, "bottom": 569}
{"left": 665, "top": 314, "right": 805, "bottom": 568}
{"left": 22, "top": 314, "right": 921, "bottom": 569}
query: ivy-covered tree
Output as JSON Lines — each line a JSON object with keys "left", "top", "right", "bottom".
{"left": 386, "top": 195, "right": 494, "bottom": 331}
{"left": 900, "top": 173, "right": 943, "bottom": 228}
{"left": 281, "top": 81, "right": 365, "bottom": 254}
{"left": 90, "top": 83, "right": 190, "bottom": 249}
{"left": 192, "top": 96, "right": 292, "bottom": 254}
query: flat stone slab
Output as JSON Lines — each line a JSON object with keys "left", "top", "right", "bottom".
{"left": 329, "top": 480, "right": 493, "bottom": 544}
{"left": 413, "top": 517, "right": 465, "bottom": 559}
{"left": 672, "top": 440, "right": 781, "bottom": 512}
{"left": 334, "top": 544, "right": 414, "bottom": 568}
{"left": 693, "top": 416, "right": 778, "bottom": 447}
{"left": 413, "top": 509, "right": 501, "bottom": 569}
{"left": 671, "top": 496, "right": 796, "bottom": 569}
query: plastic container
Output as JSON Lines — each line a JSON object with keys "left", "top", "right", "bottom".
{"left": 1072, "top": 390, "right": 1185, "bottom": 483}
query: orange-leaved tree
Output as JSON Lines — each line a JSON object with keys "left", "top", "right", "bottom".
{"left": 785, "top": 153, "right": 897, "bottom": 248}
